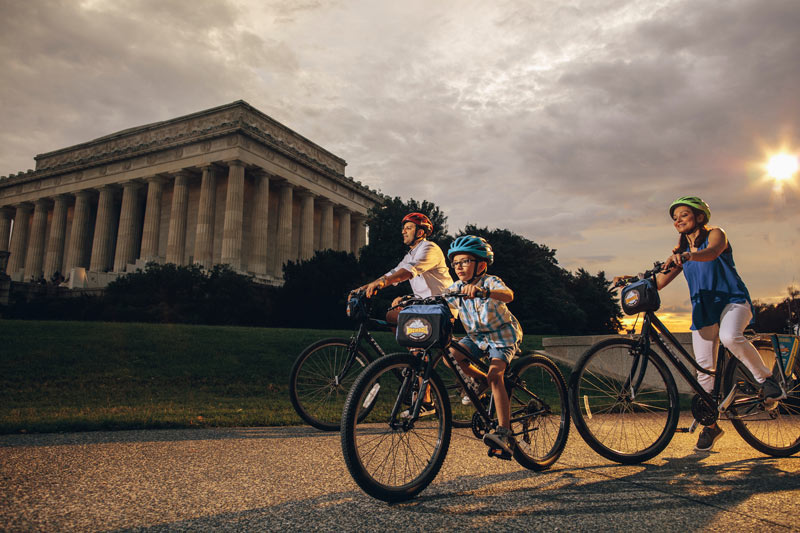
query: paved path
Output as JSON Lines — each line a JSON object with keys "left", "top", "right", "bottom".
{"left": 2, "top": 418, "right": 799, "bottom": 532}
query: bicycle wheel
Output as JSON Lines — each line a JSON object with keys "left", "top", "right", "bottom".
{"left": 569, "top": 338, "right": 680, "bottom": 464}
{"left": 341, "top": 352, "right": 452, "bottom": 502}
{"left": 435, "top": 359, "right": 474, "bottom": 428}
{"left": 289, "top": 338, "right": 370, "bottom": 431}
{"left": 509, "top": 354, "right": 570, "bottom": 470}
{"left": 724, "top": 356, "right": 800, "bottom": 457}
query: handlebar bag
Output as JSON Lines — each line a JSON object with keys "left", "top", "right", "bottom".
{"left": 396, "top": 304, "right": 453, "bottom": 349}
{"left": 621, "top": 278, "right": 660, "bottom": 315}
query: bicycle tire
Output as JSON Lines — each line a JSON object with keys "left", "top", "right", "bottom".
{"left": 568, "top": 338, "right": 680, "bottom": 464}
{"left": 509, "top": 355, "right": 570, "bottom": 470}
{"left": 289, "top": 338, "right": 371, "bottom": 431}
{"left": 724, "top": 356, "right": 800, "bottom": 457}
{"left": 341, "top": 352, "right": 452, "bottom": 502}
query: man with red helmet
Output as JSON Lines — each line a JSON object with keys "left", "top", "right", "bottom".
{"left": 356, "top": 212, "right": 453, "bottom": 322}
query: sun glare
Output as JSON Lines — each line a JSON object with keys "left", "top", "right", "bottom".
{"left": 766, "top": 153, "right": 799, "bottom": 181}
{"left": 619, "top": 312, "right": 692, "bottom": 333}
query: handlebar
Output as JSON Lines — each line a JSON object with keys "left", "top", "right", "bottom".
{"left": 387, "top": 289, "right": 488, "bottom": 310}
{"left": 614, "top": 261, "right": 674, "bottom": 288}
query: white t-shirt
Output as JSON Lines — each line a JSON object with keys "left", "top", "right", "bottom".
{"left": 385, "top": 240, "right": 453, "bottom": 297}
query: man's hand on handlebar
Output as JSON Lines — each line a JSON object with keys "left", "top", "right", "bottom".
{"left": 353, "top": 277, "right": 387, "bottom": 299}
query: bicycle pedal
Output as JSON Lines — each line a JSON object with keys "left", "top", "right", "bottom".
{"left": 675, "top": 419, "right": 700, "bottom": 434}
{"left": 487, "top": 447, "right": 512, "bottom": 461}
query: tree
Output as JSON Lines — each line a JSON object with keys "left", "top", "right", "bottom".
{"left": 103, "top": 263, "right": 275, "bottom": 325}
{"left": 567, "top": 268, "right": 623, "bottom": 334}
{"left": 278, "top": 250, "right": 366, "bottom": 329}
{"left": 457, "top": 225, "right": 620, "bottom": 335}
{"left": 753, "top": 285, "right": 800, "bottom": 334}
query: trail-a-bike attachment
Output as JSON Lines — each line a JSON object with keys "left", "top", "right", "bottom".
{"left": 568, "top": 261, "right": 800, "bottom": 465}
{"left": 288, "top": 290, "right": 395, "bottom": 431}
{"left": 340, "top": 291, "right": 570, "bottom": 502}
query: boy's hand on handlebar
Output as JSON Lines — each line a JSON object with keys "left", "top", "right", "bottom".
{"left": 461, "top": 284, "right": 487, "bottom": 299}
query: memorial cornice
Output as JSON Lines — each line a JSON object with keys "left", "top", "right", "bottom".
{"left": 0, "top": 100, "right": 384, "bottom": 204}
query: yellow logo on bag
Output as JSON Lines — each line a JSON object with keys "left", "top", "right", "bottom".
{"left": 624, "top": 289, "right": 640, "bottom": 308}
{"left": 405, "top": 318, "right": 431, "bottom": 341}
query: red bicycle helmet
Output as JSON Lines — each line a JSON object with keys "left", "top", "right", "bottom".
{"left": 402, "top": 212, "right": 433, "bottom": 237}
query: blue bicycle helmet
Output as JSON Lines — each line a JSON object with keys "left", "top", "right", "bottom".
{"left": 447, "top": 235, "right": 494, "bottom": 265}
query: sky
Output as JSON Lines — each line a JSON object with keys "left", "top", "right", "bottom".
{"left": 1, "top": 0, "right": 799, "bottom": 330}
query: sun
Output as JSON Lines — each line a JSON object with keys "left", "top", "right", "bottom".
{"left": 766, "top": 153, "right": 799, "bottom": 181}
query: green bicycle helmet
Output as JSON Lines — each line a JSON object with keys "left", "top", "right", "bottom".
{"left": 669, "top": 196, "right": 711, "bottom": 223}
{"left": 448, "top": 235, "right": 494, "bottom": 265}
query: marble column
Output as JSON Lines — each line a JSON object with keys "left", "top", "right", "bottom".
{"left": 114, "top": 181, "right": 142, "bottom": 272}
{"left": 7, "top": 203, "right": 32, "bottom": 275}
{"left": 23, "top": 199, "right": 50, "bottom": 281}
{"left": 166, "top": 172, "right": 190, "bottom": 265}
{"left": 193, "top": 165, "right": 217, "bottom": 268}
{"left": 65, "top": 190, "right": 92, "bottom": 272}
{"left": 298, "top": 191, "right": 315, "bottom": 261}
{"left": 0, "top": 208, "right": 12, "bottom": 252}
{"left": 140, "top": 176, "right": 166, "bottom": 262}
{"left": 89, "top": 186, "right": 117, "bottom": 272}
{"left": 274, "top": 182, "right": 293, "bottom": 274}
{"left": 43, "top": 195, "right": 69, "bottom": 279}
{"left": 249, "top": 171, "right": 270, "bottom": 274}
{"left": 221, "top": 161, "right": 245, "bottom": 269}
{"left": 352, "top": 215, "right": 367, "bottom": 257}
{"left": 319, "top": 201, "right": 334, "bottom": 251}
{"left": 337, "top": 209, "right": 351, "bottom": 254}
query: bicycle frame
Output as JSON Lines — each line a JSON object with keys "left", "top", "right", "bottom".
{"left": 334, "top": 319, "right": 391, "bottom": 385}
{"left": 635, "top": 311, "right": 721, "bottom": 410}
{"left": 400, "top": 340, "right": 551, "bottom": 439}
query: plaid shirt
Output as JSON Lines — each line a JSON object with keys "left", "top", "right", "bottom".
{"left": 445, "top": 274, "right": 523, "bottom": 350}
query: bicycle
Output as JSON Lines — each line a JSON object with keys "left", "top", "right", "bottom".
{"left": 568, "top": 261, "right": 800, "bottom": 464}
{"left": 340, "top": 292, "right": 570, "bottom": 502}
{"left": 288, "top": 290, "right": 476, "bottom": 431}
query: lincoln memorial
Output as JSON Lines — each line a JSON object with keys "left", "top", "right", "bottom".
{"left": 0, "top": 101, "right": 382, "bottom": 287}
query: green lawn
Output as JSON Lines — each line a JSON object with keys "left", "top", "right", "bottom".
{"left": 0, "top": 319, "right": 545, "bottom": 434}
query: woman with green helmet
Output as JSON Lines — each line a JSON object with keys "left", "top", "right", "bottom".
{"left": 639, "top": 196, "right": 785, "bottom": 451}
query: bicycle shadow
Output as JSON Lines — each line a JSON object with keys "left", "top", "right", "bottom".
{"left": 118, "top": 450, "right": 800, "bottom": 532}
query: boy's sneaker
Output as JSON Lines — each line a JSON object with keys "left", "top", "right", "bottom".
{"left": 462, "top": 380, "right": 488, "bottom": 405}
{"left": 694, "top": 425, "right": 724, "bottom": 451}
{"left": 483, "top": 426, "right": 514, "bottom": 455}
{"left": 760, "top": 377, "right": 787, "bottom": 401}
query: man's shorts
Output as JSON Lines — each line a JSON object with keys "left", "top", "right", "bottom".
{"left": 458, "top": 337, "right": 518, "bottom": 364}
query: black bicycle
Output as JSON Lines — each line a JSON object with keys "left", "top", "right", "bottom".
{"left": 289, "top": 291, "right": 476, "bottom": 431}
{"left": 340, "top": 293, "right": 570, "bottom": 502}
{"left": 568, "top": 261, "right": 800, "bottom": 464}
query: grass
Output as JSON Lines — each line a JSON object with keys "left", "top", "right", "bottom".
{"left": 0, "top": 319, "right": 545, "bottom": 434}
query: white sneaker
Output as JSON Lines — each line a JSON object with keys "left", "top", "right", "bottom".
{"left": 462, "top": 380, "right": 488, "bottom": 405}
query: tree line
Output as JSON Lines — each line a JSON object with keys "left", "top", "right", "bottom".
{"left": 6, "top": 196, "right": 627, "bottom": 334}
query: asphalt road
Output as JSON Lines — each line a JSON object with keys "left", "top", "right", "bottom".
{"left": 2, "top": 417, "right": 799, "bottom": 532}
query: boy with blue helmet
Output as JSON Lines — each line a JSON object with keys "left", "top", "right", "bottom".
{"left": 445, "top": 235, "right": 523, "bottom": 456}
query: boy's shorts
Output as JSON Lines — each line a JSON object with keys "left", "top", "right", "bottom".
{"left": 458, "top": 337, "right": 518, "bottom": 364}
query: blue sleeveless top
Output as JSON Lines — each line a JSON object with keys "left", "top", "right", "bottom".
{"left": 682, "top": 235, "right": 752, "bottom": 330}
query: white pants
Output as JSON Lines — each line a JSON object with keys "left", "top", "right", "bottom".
{"left": 691, "top": 302, "right": 772, "bottom": 393}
